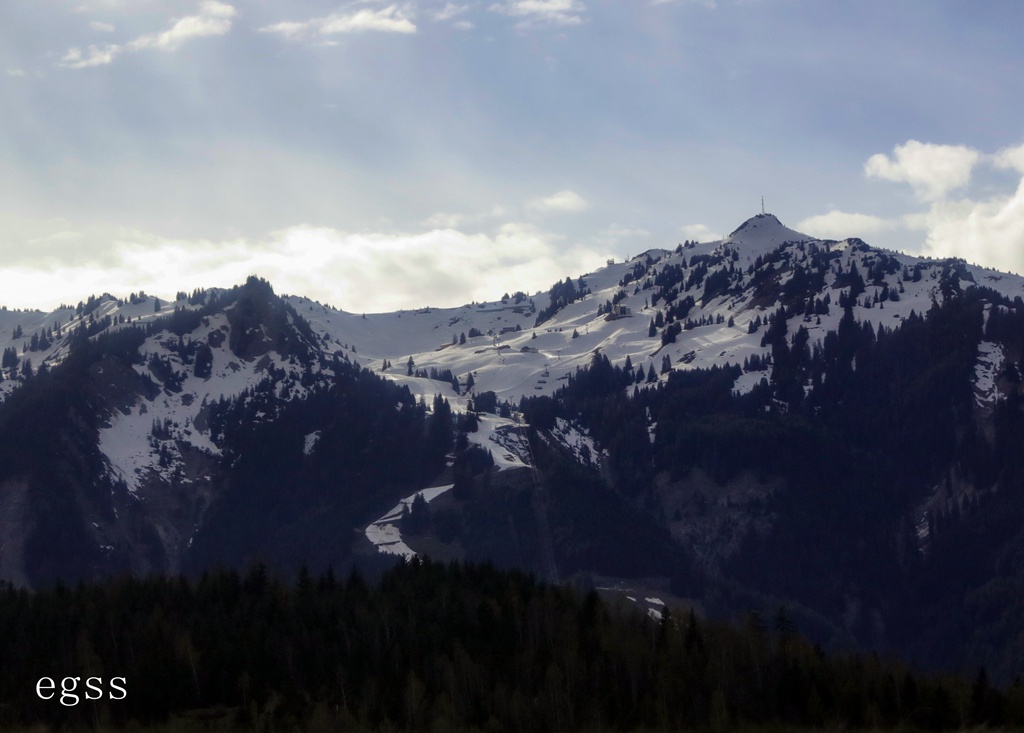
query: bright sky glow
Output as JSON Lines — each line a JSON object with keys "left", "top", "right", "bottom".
{"left": 1, "top": 1, "right": 1023, "bottom": 311}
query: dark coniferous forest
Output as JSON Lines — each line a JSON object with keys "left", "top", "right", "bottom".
{"left": 0, "top": 559, "right": 1019, "bottom": 732}
{"left": 518, "top": 284, "right": 1024, "bottom": 685}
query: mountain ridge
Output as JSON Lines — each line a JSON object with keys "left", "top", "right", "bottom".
{"left": 2, "top": 214, "right": 1022, "bottom": 575}
{"left": 3, "top": 215, "right": 1024, "bottom": 681}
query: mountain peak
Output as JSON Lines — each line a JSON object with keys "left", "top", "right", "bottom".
{"left": 722, "top": 212, "right": 811, "bottom": 257}
{"left": 727, "top": 212, "right": 785, "bottom": 238}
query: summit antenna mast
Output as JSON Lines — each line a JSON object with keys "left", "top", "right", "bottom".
{"left": 761, "top": 196, "right": 765, "bottom": 214}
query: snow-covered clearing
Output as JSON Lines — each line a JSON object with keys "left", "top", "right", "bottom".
{"left": 364, "top": 484, "right": 455, "bottom": 559}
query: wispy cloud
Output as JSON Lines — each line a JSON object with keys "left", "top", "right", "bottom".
{"left": 74, "top": 1, "right": 132, "bottom": 12}
{"left": 679, "top": 223, "right": 721, "bottom": 241}
{"left": 260, "top": 5, "right": 417, "bottom": 40}
{"left": 422, "top": 205, "right": 506, "bottom": 229}
{"left": 433, "top": 2, "right": 471, "bottom": 21}
{"left": 5, "top": 68, "right": 27, "bottom": 78}
{"left": 489, "top": 0, "right": 586, "bottom": 28}
{"left": 127, "top": 1, "right": 236, "bottom": 52}
{"left": 60, "top": 44, "right": 122, "bottom": 69}
{"left": 0, "top": 219, "right": 607, "bottom": 313}
{"left": 591, "top": 224, "right": 652, "bottom": 253}
{"left": 89, "top": 21, "right": 116, "bottom": 32}
{"left": 60, "top": 1, "right": 237, "bottom": 69}
{"left": 528, "top": 189, "right": 589, "bottom": 213}
{"left": 796, "top": 211, "right": 899, "bottom": 240}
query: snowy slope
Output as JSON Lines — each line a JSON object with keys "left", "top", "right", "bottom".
{"left": 6, "top": 213, "right": 1020, "bottom": 421}
{"left": 2, "top": 213, "right": 1022, "bottom": 520}
{"left": 331, "top": 214, "right": 1024, "bottom": 561}
{"left": 278, "top": 213, "right": 1024, "bottom": 416}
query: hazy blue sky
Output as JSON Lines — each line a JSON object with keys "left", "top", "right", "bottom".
{"left": 2, "top": 0, "right": 1023, "bottom": 311}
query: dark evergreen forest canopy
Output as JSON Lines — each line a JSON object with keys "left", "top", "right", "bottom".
{"left": 0, "top": 560, "right": 1019, "bottom": 731}
{"left": 519, "top": 285, "right": 1024, "bottom": 686}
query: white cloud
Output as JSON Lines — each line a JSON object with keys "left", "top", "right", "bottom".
{"left": 60, "top": 44, "right": 122, "bottom": 69}
{"left": 911, "top": 182, "right": 1024, "bottom": 276}
{"left": 258, "top": 21, "right": 310, "bottom": 40}
{"left": 60, "top": 2, "right": 237, "bottom": 68}
{"left": 489, "top": 0, "right": 586, "bottom": 28}
{"left": 864, "top": 140, "right": 980, "bottom": 202}
{"left": 679, "top": 223, "right": 721, "bottom": 241}
{"left": 433, "top": 2, "right": 470, "bottom": 21}
{"left": 89, "top": 21, "right": 116, "bottom": 32}
{"left": 320, "top": 6, "right": 416, "bottom": 34}
{"left": 796, "top": 210, "right": 899, "bottom": 240}
{"left": 127, "top": 1, "right": 237, "bottom": 52}
{"left": 6, "top": 68, "right": 27, "bottom": 77}
{"left": 260, "top": 5, "right": 417, "bottom": 39}
{"left": 0, "top": 219, "right": 608, "bottom": 313}
{"left": 453, "top": 20, "right": 475, "bottom": 30}
{"left": 528, "top": 189, "right": 589, "bottom": 213}
{"left": 993, "top": 142, "right": 1024, "bottom": 175}
{"left": 853, "top": 140, "right": 1024, "bottom": 276}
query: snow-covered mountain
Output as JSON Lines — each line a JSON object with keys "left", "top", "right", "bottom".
{"left": 1, "top": 213, "right": 1021, "bottom": 575}
{"left": 4, "top": 213, "right": 1021, "bottom": 418}
{"left": 4, "top": 212, "right": 1024, "bottom": 681}
{"left": 290, "top": 212, "right": 1020, "bottom": 407}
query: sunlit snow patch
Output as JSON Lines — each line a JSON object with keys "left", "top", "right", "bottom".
{"left": 364, "top": 484, "right": 455, "bottom": 560}
{"left": 471, "top": 414, "right": 532, "bottom": 469}
{"left": 551, "top": 417, "right": 598, "bottom": 468}
{"left": 974, "top": 341, "right": 1004, "bottom": 407}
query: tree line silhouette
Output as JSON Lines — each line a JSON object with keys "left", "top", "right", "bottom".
{"left": 0, "top": 559, "right": 1018, "bottom": 731}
